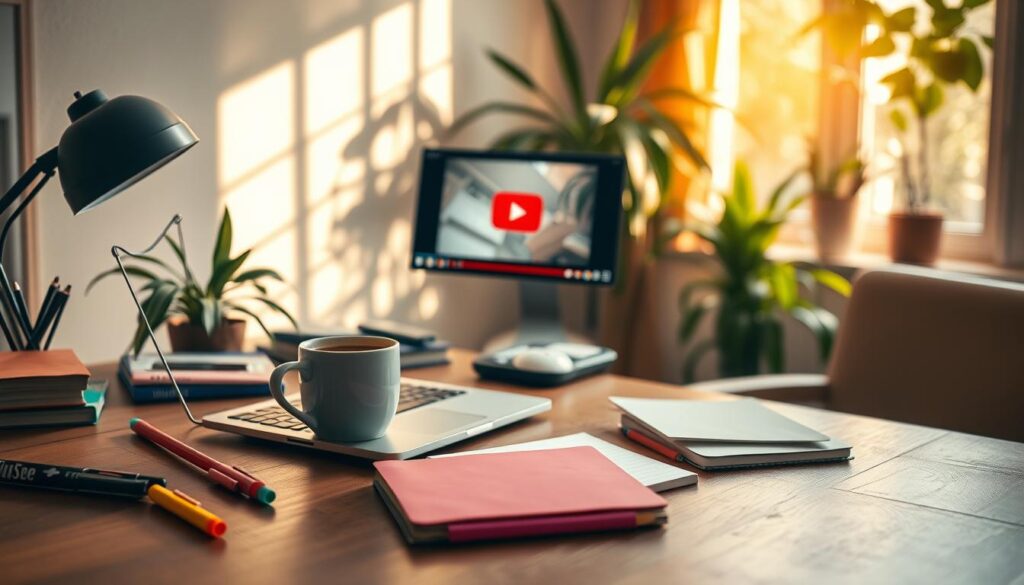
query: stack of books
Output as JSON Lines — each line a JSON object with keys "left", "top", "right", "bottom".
{"left": 0, "top": 349, "right": 106, "bottom": 428}
{"left": 118, "top": 352, "right": 275, "bottom": 403}
{"left": 262, "top": 331, "right": 450, "bottom": 369}
{"left": 611, "top": 396, "right": 853, "bottom": 470}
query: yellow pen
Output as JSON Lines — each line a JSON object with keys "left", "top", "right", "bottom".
{"left": 147, "top": 484, "right": 228, "bottom": 538}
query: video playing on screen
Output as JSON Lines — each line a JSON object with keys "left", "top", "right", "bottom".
{"left": 435, "top": 157, "right": 597, "bottom": 266}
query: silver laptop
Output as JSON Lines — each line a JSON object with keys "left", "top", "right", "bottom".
{"left": 202, "top": 378, "right": 550, "bottom": 460}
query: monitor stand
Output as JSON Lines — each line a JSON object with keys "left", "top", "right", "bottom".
{"left": 482, "top": 281, "right": 589, "bottom": 352}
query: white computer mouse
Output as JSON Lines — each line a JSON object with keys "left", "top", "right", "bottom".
{"left": 511, "top": 348, "right": 575, "bottom": 374}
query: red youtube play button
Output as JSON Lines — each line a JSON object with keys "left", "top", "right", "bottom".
{"left": 491, "top": 192, "right": 543, "bottom": 232}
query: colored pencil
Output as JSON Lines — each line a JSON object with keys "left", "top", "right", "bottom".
{"left": 43, "top": 285, "right": 71, "bottom": 350}
{"left": 12, "top": 282, "right": 35, "bottom": 349}
{"left": 28, "top": 277, "right": 60, "bottom": 349}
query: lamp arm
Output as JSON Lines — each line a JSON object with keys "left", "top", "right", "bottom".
{"left": 0, "top": 171, "right": 52, "bottom": 260}
{"left": 0, "top": 147, "right": 58, "bottom": 217}
{"left": 112, "top": 214, "right": 202, "bottom": 426}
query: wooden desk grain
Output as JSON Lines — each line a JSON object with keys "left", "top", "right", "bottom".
{"left": 1, "top": 349, "right": 1022, "bottom": 584}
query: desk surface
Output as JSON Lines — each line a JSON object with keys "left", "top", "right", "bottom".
{"left": 1, "top": 349, "right": 1022, "bottom": 584}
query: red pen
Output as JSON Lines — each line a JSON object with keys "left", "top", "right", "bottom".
{"left": 621, "top": 426, "right": 685, "bottom": 462}
{"left": 130, "top": 417, "right": 276, "bottom": 505}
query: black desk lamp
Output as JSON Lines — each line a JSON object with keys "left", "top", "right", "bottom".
{"left": 0, "top": 89, "right": 198, "bottom": 350}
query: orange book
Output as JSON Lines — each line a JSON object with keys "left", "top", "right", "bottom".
{"left": 0, "top": 349, "right": 90, "bottom": 396}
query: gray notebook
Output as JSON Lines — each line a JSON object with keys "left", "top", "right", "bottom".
{"left": 610, "top": 396, "right": 830, "bottom": 443}
{"left": 620, "top": 413, "right": 852, "bottom": 470}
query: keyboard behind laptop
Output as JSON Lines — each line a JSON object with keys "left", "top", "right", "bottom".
{"left": 227, "top": 382, "right": 466, "bottom": 433}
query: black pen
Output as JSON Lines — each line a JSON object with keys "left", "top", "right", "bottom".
{"left": 0, "top": 459, "right": 166, "bottom": 498}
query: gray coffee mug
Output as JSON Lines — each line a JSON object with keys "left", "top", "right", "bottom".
{"left": 268, "top": 335, "right": 401, "bottom": 442}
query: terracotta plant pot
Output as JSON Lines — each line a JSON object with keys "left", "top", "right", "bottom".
{"left": 810, "top": 195, "right": 859, "bottom": 263}
{"left": 888, "top": 212, "right": 943, "bottom": 265}
{"left": 166, "top": 317, "right": 247, "bottom": 353}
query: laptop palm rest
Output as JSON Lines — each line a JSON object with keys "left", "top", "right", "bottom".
{"left": 388, "top": 409, "right": 486, "bottom": 435}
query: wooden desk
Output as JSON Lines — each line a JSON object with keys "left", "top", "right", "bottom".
{"left": 2, "top": 349, "right": 1022, "bottom": 584}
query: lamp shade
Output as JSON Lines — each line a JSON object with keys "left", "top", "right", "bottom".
{"left": 57, "top": 89, "right": 198, "bottom": 214}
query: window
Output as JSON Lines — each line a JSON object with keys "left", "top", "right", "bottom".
{"left": 860, "top": 0, "right": 996, "bottom": 237}
{"left": 696, "top": 0, "right": 1010, "bottom": 263}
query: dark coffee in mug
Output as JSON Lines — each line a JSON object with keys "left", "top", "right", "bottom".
{"left": 318, "top": 344, "right": 384, "bottom": 352}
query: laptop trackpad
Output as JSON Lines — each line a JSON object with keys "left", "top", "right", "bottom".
{"left": 390, "top": 408, "right": 486, "bottom": 435}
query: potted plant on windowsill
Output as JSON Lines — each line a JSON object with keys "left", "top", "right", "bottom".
{"left": 87, "top": 208, "right": 297, "bottom": 355}
{"left": 808, "top": 144, "right": 867, "bottom": 263}
{"left": 866, "top": 0, "right": 992, "bottom": 264}
{"left": 680, "top": 161, "right": 850, "bottom": 382}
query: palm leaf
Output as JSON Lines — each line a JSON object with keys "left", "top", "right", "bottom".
{"left": 605, "top": 24, "right": 679, "bottom": 107}
{"left": 224, "top": 302, "right": 274, "bottom": 340}
{"left": 487, "top": 49, "right": 539, "bottom": 91}
{"left": 643, "top": 86, "right": 723, "bottom": 110}
{"left": 679, "top": 295, "right": 717, "bottom": 344}
{"left": 766, "top": 167, "right": 805, "bottom": 216}
{"left": 490, "top": 128, "right": 558, "bottom": 151}
{"left": 231, "top": 268, "right": 284, "bottom": 285}
{"left": 636, "top": 99, "right": 709, "bottom": 171}
{"left": 597, "top": 0, "right": 640, "bottom": 100}
{"left": 212, "top": 208, "right": 233, "bottom": 268}
{"left": 808, "top": 268, "right": 852, "bottom": 297}
{"left": 86, "top": 265, "right": 160, "bottom": 295}
{"left": 789, "top": 305, "right": 833, "bottom": 363}
{"left": 242, "top": 296, "right": 299, "bottom": 330}
{"left": 543, "top": 0, "right": 586, "bottom": 124}
{"left": 130, "top": 282, "right": 178, "bottom": 356}
{"left": 448, "top": 101, "right": 562, "bottom": 138}
{"left": 207, "top": 250, "right": 250, "bottom": 298}
{"left": 731, "top": 161, "right": 755, "bottom": 219}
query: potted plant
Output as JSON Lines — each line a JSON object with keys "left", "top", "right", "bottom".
{"left": 446, "top": 0, "right": 714, "bottom": 367}
{"left": 679, "top": 161, "right": 850, "bottom": 382}
{"left": 88, "top": 208, "right": 297, "bottom": 355}
{"left": 808, "top": 144, "right": 866, "bottom": 263}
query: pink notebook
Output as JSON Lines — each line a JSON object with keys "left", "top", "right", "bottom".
{"left": 373, "top": 446, "right": 668, "bottom": 543}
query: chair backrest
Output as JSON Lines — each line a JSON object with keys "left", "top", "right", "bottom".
{"left": 827, "top": 266, "right": 1024, "bottom": 442}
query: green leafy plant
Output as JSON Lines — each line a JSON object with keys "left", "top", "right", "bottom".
{"left": 87, "top": 208, "right": 297, "bottom": 355}
{"left": 808, "top": 142, "right": 867, "bottom": 200}
{"left": 679, "top": 162, "right": 851, "bottom": 382}
{"left": 807, "top": 0, "right": 993, "bottom": 212}
{"left": 447, "top": 0, "right": 713, "bottom": 251}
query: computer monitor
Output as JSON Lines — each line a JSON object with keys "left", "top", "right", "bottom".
{"left": 410, "top": 148, "right": 625, "bottom": 286}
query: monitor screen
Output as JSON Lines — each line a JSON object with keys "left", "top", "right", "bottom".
{"left": 410, "top": 148, "right": 624, "bottom": 285}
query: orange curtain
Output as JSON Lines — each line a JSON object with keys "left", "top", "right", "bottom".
{"left": 637, "top": 0, "right": 714, "bottom": 241}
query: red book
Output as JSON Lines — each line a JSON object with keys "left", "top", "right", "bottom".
{"left": 373, "top": 446, "right": 667, "bottom": 544}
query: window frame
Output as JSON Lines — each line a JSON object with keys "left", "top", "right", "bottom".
{"left": 793, "top": 0, "right": 1020, "bottom": 265}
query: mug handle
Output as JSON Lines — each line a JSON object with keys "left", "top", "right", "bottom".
{"left": 269, "top": 361, "right": 318, "bottom": 432}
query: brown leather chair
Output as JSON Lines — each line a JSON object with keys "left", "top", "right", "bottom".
{"left": 687, "top": 266, "right": 1024, "bottom": 442}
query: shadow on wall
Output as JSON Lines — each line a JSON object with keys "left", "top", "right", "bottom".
{"left": 214, "top": 0, "right": 485, "bottom": 342}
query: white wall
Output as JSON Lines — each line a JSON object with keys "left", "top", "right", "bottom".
{"left": 31, "top": 0, "right": 622, "bottom": 363}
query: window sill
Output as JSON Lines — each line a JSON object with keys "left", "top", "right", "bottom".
{"left": 765, "top": 244, "right": 1024, "bottom": 283}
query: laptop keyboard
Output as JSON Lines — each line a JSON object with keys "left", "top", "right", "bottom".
{"left": 227, "top": 383, "right": 466, "bottom": 433}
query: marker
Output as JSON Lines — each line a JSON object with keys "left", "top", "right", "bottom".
{"left": 621, "top": 427, "right": 684, "bottom": 462}
{"left": 0, "top": 458, "right": 166, "bottom": 497}
{"left": 147, "top": 484, "right": 227, "bottom": 538}
{"left": 130, "top": 418, "right": 276, "bottom": 505}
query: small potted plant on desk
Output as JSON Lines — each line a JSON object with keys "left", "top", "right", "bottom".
{"left": 679, "top": 162, "right": 850, "bottom": 382}
{"left": 88, "top": 208, "right": 297, "bottom": 354}
{"left": 870, "top": 0, "right": 993, "bottom": 265}
{"left": 808, "top": 144, "right": 867, "bottom": 263}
